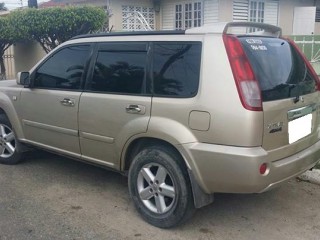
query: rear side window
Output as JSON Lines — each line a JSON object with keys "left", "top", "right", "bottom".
{"left": 239, "top": 37, "right": 317, "bottom": 102}
{"left": 89, "top": 43, "right": 147, "bottom": 94}
{"left": 153, "top": 42, "right": 202, "bottom": 97}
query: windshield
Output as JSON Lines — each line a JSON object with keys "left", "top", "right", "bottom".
{"left": 239, "top": 37, "right": 317, "bottom": 102}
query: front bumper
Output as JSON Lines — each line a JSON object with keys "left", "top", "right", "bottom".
{"left": 177, "top": 140, "right": 320, "bottom": 194}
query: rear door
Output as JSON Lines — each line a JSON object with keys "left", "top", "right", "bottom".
{"left": 78, "top": 42, "right": 151, "bottom": 168}
{"left": 239, "top": 37, "right": 320, "bottom": 158}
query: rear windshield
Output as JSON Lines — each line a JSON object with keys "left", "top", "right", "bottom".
{"left": 239, "top": 37, "right": 317, "bottom": 102}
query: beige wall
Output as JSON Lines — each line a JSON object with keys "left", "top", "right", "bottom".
{"left": 56, "top": 0, "right": 160, "bottom": 31}
{"left": 278, "top": 0, "right": 315, "bottom": 35}
{"left": 14, "top": 42, "right": 46, "bottom": 74}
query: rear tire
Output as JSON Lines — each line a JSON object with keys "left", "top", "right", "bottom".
{"left": 0, "top": 114, "right": 24, "bottom": 165}
{"left": 128, "top": 145, "right": 195, "bottom": 228}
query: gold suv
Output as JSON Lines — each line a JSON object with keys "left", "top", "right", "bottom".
{"left": 0, "top": 22, "right": 319, "bottom": 228}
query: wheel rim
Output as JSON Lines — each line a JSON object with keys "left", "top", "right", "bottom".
{"left": 137, "top": 163, "right": 176, "bottom": 214}
{"left": 0, "top": 124, "right": 16, "bottom": 158}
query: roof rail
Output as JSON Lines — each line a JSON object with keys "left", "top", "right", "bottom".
{"left": 224, "top": 22, "right": 282, "bottom": 37}
{"left": 71, "top": 30, "right": 185, "bottom": 40}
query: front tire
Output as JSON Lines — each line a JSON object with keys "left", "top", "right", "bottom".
{"left": 128, "top": 145, "right": 194, "bottom": 228}
{"left": 0, "top": 114, "right": 24, "bottom": 165}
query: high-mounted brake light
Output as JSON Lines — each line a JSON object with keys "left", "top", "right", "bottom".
{"left": 223, "top": 34, "right": 263, "bottom": 111}
{"left": 285, "top": 38, "right": 320, "bottom": 91}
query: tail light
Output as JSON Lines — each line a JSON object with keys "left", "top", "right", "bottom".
{"left": 286, "top": 38, "right": 320, "bottom": 91}
{"left": 223, "top": 34, "right": 262, "bottom": 111}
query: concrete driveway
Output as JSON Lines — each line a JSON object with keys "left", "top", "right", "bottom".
{"left": 0, "top": 151, "right": 319, "bottom": 240}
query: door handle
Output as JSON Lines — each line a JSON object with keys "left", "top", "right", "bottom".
{"left": 60, "top": 98, "right": 75, "bottom": 107}
{"left": 126, "top": 104, "right": 145, "bottom": 114}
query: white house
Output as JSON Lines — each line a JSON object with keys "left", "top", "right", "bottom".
{"left": 55, "top": 0, "right": 320, "bottom": 35}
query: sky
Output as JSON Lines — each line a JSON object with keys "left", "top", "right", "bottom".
{"left": 2, "top": 0, "right": 48, "bottom": 10}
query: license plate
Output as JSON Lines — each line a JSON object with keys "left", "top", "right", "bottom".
{"left": 288, "top": 113, "right": 312, "bottom": 144}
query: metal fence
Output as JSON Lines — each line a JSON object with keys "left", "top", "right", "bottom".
{"left": 290, "top": 35, "right": 320, "bottom": 75}
{"left": 291, "top": 35, "right": 320, "bottom": 63}
{"left": 1, "top": 46, "right": 15, "bottom": 80}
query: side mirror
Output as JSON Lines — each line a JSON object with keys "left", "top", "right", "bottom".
{"left": 16, "top": 72, "right": 30, "bottom": 86}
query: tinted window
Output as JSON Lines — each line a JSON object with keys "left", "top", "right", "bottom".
{"left": 34, "top": 45, "right": 90, "bottom": 89}
{"left": 153, "top": 42, "right": 202, "bottom": 97}
{"left": 240, "top": 37, "right": 317, "bottom": 101}
{"left": 89, "top": 43, "right": 147, "bottom": 94}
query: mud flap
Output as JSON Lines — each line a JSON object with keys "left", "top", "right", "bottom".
{"left": 188, "top": 169, "right": 214, "bottom": 208}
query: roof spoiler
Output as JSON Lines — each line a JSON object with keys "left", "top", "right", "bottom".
{"left": 223, "top": 22, "right": 282, "bottom": 38}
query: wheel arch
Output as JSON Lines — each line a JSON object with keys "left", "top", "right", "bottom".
{"left": 122, "top": 137, "right": 189, "bottom": 172}
{"left": 0, "top": 108, "right": 5, "bottom": 115}
{"left": 0, "top": 97, "right": 24, "bottom": 140}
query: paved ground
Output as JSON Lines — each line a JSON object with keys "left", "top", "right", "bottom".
{"left": 0, "top": 151, "right": 319, "bottom": 240}
{"left": 300, "top": 168, "right": 320, "bottom": 185}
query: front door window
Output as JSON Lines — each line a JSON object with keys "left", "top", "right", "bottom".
{"left": 33, "top": 45, "right": 90, "bottom": 90}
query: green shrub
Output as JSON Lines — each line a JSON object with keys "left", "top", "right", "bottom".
{"left": 0, "top": 17, "right": 20, "bottom": 79}
{"left": 10, "top": 6, "right": 106, "bottom": 53}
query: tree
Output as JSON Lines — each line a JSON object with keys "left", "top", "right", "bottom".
{"left": 0, "top": 18, "right": 19, "bottom": 79}
{"left": 11, "top": 6, "right": 106, "bottom": 53}
{"left": 0, "top": 2, "right": 8, "bottom": 11}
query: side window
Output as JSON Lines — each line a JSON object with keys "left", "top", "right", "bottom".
{"left": 89, "top": 43, "right": 147, "bottom": 94}
{"left": 153, "top": 42, "right": 202, "bottom": 97}
{"left": 34, "top": 45, "right": 90, "bottom": 90}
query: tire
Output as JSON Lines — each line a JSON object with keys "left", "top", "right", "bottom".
{"left": 0, "top": 114, "right": 24, "bottom": 165}
{"left": 128, "top": 145, "right": 195, "bottom": 228}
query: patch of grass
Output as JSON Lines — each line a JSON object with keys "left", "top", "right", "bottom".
{"left": 316, "top": 163, "right": 320, "bottom": 169}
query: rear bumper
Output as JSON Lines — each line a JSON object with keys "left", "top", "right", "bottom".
{"left": 177, "top": 140, "right": 320, "bottom": 194}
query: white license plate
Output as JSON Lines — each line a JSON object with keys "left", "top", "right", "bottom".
{"left": 288, "top": 113, "right": 312, "bottom": 144}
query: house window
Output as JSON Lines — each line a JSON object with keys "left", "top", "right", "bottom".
{"left": 249, "top": 0, "right": 265, "bottom": 23}
{"left": 316, "top": 8, "right": 320, "bottom": 22}
{"left": 122, "top": 5, "right": 155, "bottom": 31}
{"left": 176, "top": 4, "right": 183, "bottom": 29}
{"left": 233, "top": 0, "right": 278, "bottom": 26}
{"left": 175, "top": 1, "right": 203, "bottom": 30}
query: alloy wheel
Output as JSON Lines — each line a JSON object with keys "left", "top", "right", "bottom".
{"left": 0, "top": 124, "right": 16, "bottom": 158}
{"left": 137, "top": 163, "right": 176, "bottom": 214}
